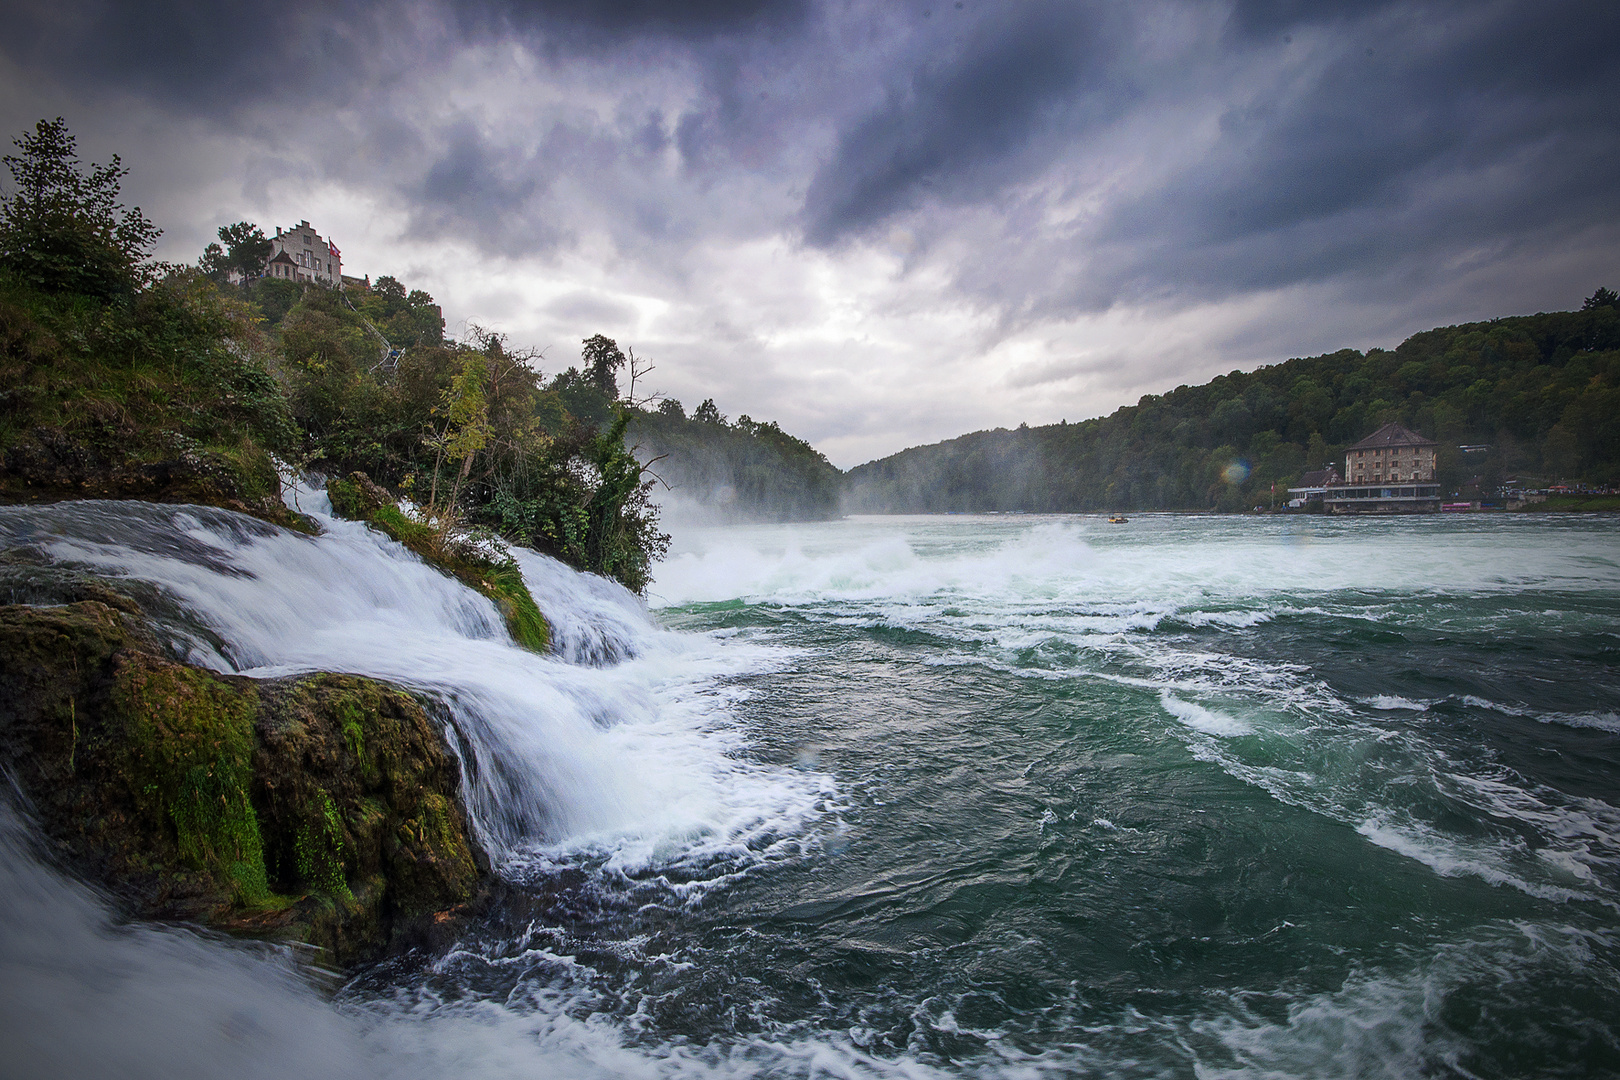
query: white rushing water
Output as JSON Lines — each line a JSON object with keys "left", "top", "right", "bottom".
{"left": 0, "top": 488, "right": 836, "bottom": 877}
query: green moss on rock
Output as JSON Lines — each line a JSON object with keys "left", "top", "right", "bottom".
{"left": 327, "top": 470, "right": 549, "bottom": 653}
{"left": 112, "top": 657, "right": 269, "bottom": 904}
{"left": 0, "top": 598, "right": 488, "bottom": 967}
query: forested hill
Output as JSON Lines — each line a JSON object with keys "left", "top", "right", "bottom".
{"left": 844, "top": 299, "right": 1620, "bottom": 514}
{"left": 629, "top": 399, "right": 841, "bottom": 522}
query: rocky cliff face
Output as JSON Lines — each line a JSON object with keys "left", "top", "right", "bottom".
{"left": 0, "top": 569, "right": 489, "bottom": 967}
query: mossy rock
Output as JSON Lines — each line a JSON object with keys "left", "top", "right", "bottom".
{"left": 327, "top": 471, "right": 549, "bottom": 653}
{"left": 0, "top": 425, "right": 316, "bottom": 534}
{"left": 0, "top": 600, "right": 488, "bottom": 966}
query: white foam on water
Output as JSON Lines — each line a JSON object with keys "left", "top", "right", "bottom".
{"left": 8, "top": 795, "right": 1601, "bottom": 1080}
{"left": 1354, "top": 819, "right": 1592, "bottom": 904}
{"left": 5, "top": 505, "right": 1618, "bottom": 1079}
{"left": 1539, "top": 710, "right": 1620, "bottom": 733}
{"left": 1454, "top": 695, "right": 1620, "bottom": 734}
{"left": 1363, "top": 695, "right": 1431, "bottom": 712}
{"left": 654, "top": 515, "right": 1620, "bottom": 911}
{"left": 1159, "top": 691, "right": 1255, "bottom": 737}
{"left": 653, "top": 515, "right": 1620, "bottom": 611}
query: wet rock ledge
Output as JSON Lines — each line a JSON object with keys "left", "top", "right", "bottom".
{"left": 0, "top": 589, "right": 490, "bottom": 968}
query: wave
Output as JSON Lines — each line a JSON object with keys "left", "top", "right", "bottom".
{"left": 1159, "top": 691, "right": 1256, "bottom": 737}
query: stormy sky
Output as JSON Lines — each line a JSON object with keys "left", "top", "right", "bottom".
{"left": 2, "top": 0, "right": 1616, "bottom": 466}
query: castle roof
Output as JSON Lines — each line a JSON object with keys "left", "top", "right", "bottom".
{"left": 1346, "top": 422, "right": 1437, "bottom": 451}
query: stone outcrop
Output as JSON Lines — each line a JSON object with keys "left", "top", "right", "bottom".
{"left": 0, "top": 591, "right": 488, "bottom": 967}
{"left": 0, "top": 424, "right": 316, "bottom": 533}
{"left": 326, "top": 471, "right": 549, "bottom": 652}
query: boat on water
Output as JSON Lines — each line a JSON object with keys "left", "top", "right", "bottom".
{"left": 1108, "top": 514, "right": 1129, "bottom": 523}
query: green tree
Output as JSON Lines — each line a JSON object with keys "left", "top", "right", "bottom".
{"left": 218, "top": 222, "right": 272, "bottom": 279}
{"left": 1305, "top": 431, "right": 1332, "bottom": 471}
{"left": 0, "top": 117, "right": 160, "bottom": 297}
{"left": 581, "top": 333, "right": 626, "bottom": 398}
{"left": 427, "top": 353, "right": 491, "bottom": 514}
{"left": 373, "top": 276, "right": 407, "bottom": 302}
{"left": 200, "top": 241, "right": 228, "bottom": 280}
{"left": 1582, "top": 286, "right": 1618, "bottom": 311}
{"left": 1542, "top": 422, "right": 1581, "bottom": 478}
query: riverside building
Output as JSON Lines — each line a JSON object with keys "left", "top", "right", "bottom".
{"left": 1324, "top": 422, "right": 1442, "bottom": 513}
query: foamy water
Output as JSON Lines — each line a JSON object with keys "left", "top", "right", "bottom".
{"left": 2, "top": 506, "right": 1617, "bottom": 1078}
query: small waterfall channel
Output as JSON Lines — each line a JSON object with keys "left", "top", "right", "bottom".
{"left": 0, "top": 486, "right": 835, "bottom": 878}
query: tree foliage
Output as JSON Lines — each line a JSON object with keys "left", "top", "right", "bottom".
{"left": 355, "top": 276, "right": 444, "bottom": 350}
{"left": 200, "top": 221, "right": 272, "bottom": 282}
{"left": 1584, "top": 287, "right": 1619, "bottom": 311}
{"left": 581, "top": 333, "right": 627, "bottom": 397}
{"left": 268, "top": 287, "right": 667, "bottom": 589}
{"left": 0, "top": 118, "right": 671, "bottom": 590}
{"left": 0, "top": 118, "right": 161, "bottom": 298}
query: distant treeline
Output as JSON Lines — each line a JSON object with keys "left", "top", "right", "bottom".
{"left": 845, "top": 299, "right": 1620, "bottom": 513}
{"left": 629, "top": 398, "right": 841, "bottom": 522}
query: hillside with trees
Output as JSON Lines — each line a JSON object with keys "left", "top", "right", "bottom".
{"left": 0, "top": 118, "right": 668, "bottom": 592}
{"left": 845, "top": 299, "right": 1620, "bottom": 513}
{"left": 628, "top": 397, "right": 841, "bottom": 522}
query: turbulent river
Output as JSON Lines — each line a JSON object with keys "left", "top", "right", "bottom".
{"left": 3, "top": 500, "right": 1618, "bottom": 1078}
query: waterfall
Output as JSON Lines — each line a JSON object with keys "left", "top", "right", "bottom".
{"left": 0, "top": 493, "right": 835, "bottom": 879}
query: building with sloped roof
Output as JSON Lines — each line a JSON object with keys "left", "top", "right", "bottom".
{"left": 267, "top": 220, "right": 341, "bottom": 285}
{"left": 1325, "top": 422, "right": 1442, "bottom": 513}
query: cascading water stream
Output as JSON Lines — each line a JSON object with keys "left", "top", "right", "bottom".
{"left": 0, "top": 490, "right": 836, "bottom": 877}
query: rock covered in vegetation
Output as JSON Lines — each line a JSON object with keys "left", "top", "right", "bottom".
{"left": 326, "top": 470, "right": 549, "bottom": 653}
{"left": 0, "top": 597, "right": 487, "bottom": 967}
{"left": 0, "top": 423, "right": 308, "bottom": 529}
{"left": 0, "top": 272, "right": 314, "bottom": 531}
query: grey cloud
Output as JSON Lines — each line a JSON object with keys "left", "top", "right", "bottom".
{"left": 0, "top": 0, "right": 382, "bottom": 116}
{"left": 543, "top": 290, "right": 637, "bottom": 326}
{"left": 403, "top": 120, "right": 566, "bottom": 256}
{"left": 419, "top": 122, "right": 537, "bottom": 213}
{"left": 0, "top": 0, "right": 809, "bottom": 123}
{"left": 1074, "top": 3, "right": 1620, "bottom": 305}
{"left": 800, "top": 4, "right": 1120, "bottom": 245}
{"left": 477, "top": 0, "right": 810, "bottom": 42}
{"left": 3, "top": 0, "right": 1616, "bottom": 462}
{"left": 1222, "top": 0, "right": 1407, "bottom": 37}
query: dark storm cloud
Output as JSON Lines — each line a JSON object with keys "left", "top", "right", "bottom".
{"left": 1222, "top": 0, "right": 1405, "bottom": 36}
{"left": 1059, "top": 1, "right": 1620, "bottom": 308}
{"left": 0, "top": 0, "right": 806, "bottom": 120}
{"left": 411, "top": 121, "right": 551, "bottom": 253}
{"left": 801, "top": 4, "right": 1122, "bottom": 245}
{"left": 0, "top": 0, "right": 377, "bottom": 115}
{"left": 3, "top": 0, "right": 1614, "bottom": 369}
{"left": 478, "top": 0, "right": 810, "bottom": 41}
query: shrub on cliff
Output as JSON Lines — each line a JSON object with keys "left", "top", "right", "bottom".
{"left": 0, "top": 265, "right": 300, "bottom": 519}
{"left": 0, "top": 118, "right": 160, "bottom": 299}
{"left": 279, "top": 302, "right": 667, "bottom": 591}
